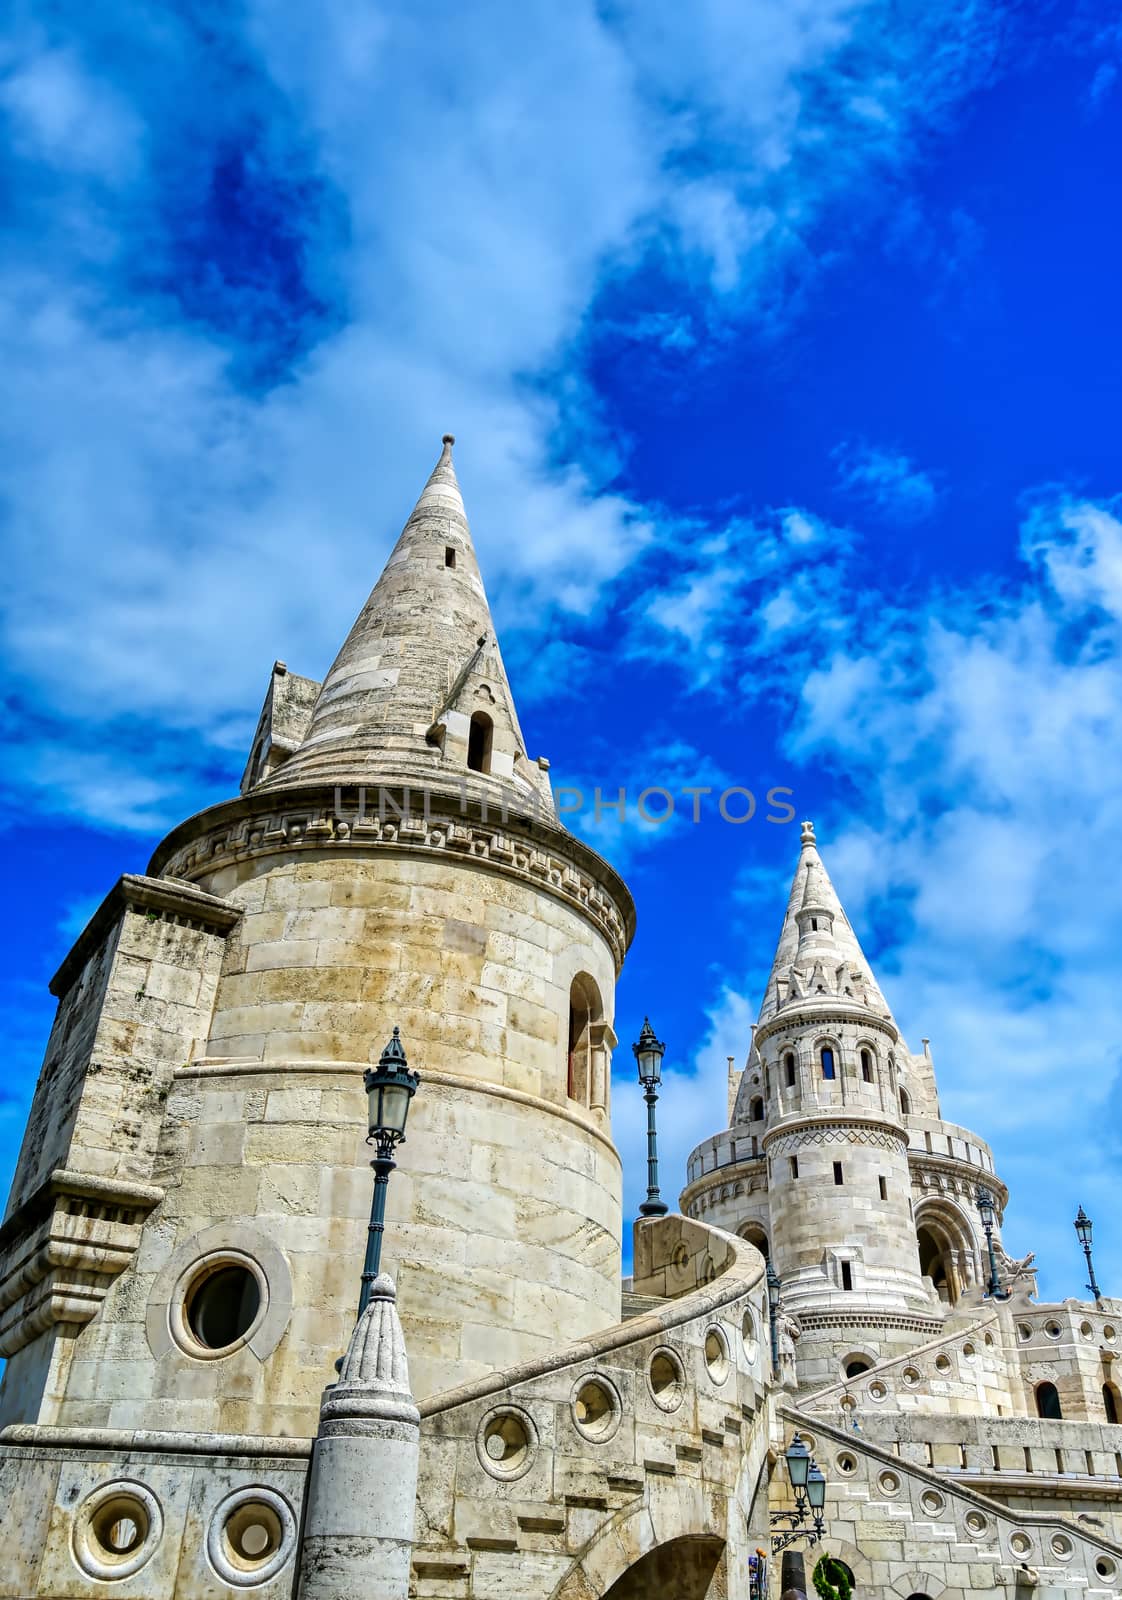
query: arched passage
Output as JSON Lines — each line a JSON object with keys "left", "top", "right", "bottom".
{"left": 914, "top": 1200, "right": 978, "bottom": 1305}
{"left": 736, "top": 1222, "right": 770, "bottom": 1260}
{"left": 599, "top": 1537, "right": 725, "bottom": 1600}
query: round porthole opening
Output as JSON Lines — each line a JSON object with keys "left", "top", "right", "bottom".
{"left": 704, "top": 1327, "right": 730, "bottom": 1384}
{"left": 649, "top": 1348, "right": 685, "bottom": 1411}
{"left": 224, "top": 1502, "right": 283, "bottom": 1573}
{"left": 572, "top": 1377, "right": 620, "bottom": 1442}
{"left": 91, "top": 1496, "right": 148, "bottom": 1562}
{"left": 74, "top": 1482, "right": 163, "bottom": 1582}
{"left": 207, "top": 1487, "right": 296, "bottom": 1587}
{"left": 475, "top": 1406, "right": 538, "bottom": 1481}
{"left": 1096, "top": 1556, "right": 1116, "bottom": 1579}
{"left": 186, "top": 1262, "right": 261, "bottom": 1351}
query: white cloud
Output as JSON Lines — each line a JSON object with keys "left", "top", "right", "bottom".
{"left": 834, "top": 440, "right": 938, "bottom": 521}
{"left": 691, "top": 493, "right": 1122, "bottom": 1300}
{"left": 0, "top": 0, "right": 1003, "bottom": 826}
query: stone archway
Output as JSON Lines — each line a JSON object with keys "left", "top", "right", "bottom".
{"left": 599, "top": 1536, "right": 726, "bottom": 1600}
{"left": 914, "top": 1200, "right": 978, "bottom": 1305}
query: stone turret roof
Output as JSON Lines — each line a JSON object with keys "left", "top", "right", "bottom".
{"left": 757, "top": 820, "right": 897, "bottom": 1029}
{"left": 256, "top": 436, "right": 550, "bottom": 814}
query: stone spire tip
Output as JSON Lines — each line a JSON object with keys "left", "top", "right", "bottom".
{"left": 800, "top": 819, "right": 816, "bottom": 848}
{"left": 442, "top": 433, "right": 455, "bottom": 447}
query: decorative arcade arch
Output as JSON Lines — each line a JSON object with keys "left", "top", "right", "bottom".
{"left": 914, "top": 1199, "right": 979, "bottom": 1305}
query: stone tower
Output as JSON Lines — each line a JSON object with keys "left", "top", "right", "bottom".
{"left": 683, "top": 821, "right": 1011, "bottom": 1386}
{"left": 0, "top": 436, "right": 634, "bottom": 1433}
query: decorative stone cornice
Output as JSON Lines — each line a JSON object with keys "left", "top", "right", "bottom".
{"left": 50, "top": 873, "right": 241, "bottom": 998}
{"left": 148, "top": 784, "right": 635, "bottom": 970}
{"left": 909, "top": 1153, "right": 1009, "bottom": 1216}
{"left": 0, "top": 1169, "right": 164, "bottom": 1357}
{"left": 755, "top": 1006, "right": 898, "bottom": 1050}
{"left": 762, "top": 1113, "right": 907, "bottom": 1158}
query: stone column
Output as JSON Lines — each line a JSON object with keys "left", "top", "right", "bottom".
{"left": 296, "top": 1274, "right": 420, "bottom": 1600}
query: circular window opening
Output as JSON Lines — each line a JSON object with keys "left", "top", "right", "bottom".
{"left": 704, "top": 1327, "right": 731, "bottom": 1384}
{"left": 73, "top": 1482, "right": 163, "bottom": 1583}
{"left": 185, "top": 1262, "right": 261, "bottom": 1352}
{"left": 1104, "top": 1325, "right": 1117, "bottom": 1343}
{"left": 1096, "top": 1557, "right": 1116, "bottom": 1579}
{"left": 867, "top": 1380, "right": 888, "bottom": 1401}
{"left": 483, "top": 1413, "right": 530, "bottom": 1468}
{"left": 902, "top": 1365, "right": 922, "bottom": 1387}
{"left": 920, "top": 1489, "right": 945, "bottom": 1515}
{"left": 965, "top": 1511, "right": 987, "bottom": 1535}
{"left": 741, "top": 1307, "right": 759, "bottom": 1363}
{"left": 91, "top": 1497, "right": 148, "bottom": 1561}
{"left": 207, "top": 1487, "right": 297, "bottom": 1588}
{"left": 1044, "top": 1320, "right": 1062, "bottom": 1340}
{"left": 649, "top": 1349, "right": 685, "bottom": 1411}
{"left": 984, "top": 1332, "right": 994, "bottom": 1347}
{"left": 878, "top": 1470, "right": 900, "bottom": 1497}
{"left": 572, "top": 1378, "right": 620, "bottom": 1442}
{"left": 836, "top": 1452, "right": 857, "bottom": 1475}
{"left": 934, "top": 1353, "right": 951, "bottom": 1373}
{"left": 1016, "top": 1322, "right": 1032, "bottom": 1342}
{"left": 962, "top": 1341, "right": 976, "bottom": 1360}
{"left": 1050, "top": 1534, "right": 1073, "bottom": 1560}
{"left": 1080, "top": 1320, "right": 1094, "bottom": 1338}
{"left": 224, "top": 1502, "right": 283, "bottom": 1573}
{"left": 1010, "top": 1533, "right": 1033, "bottom": 1557}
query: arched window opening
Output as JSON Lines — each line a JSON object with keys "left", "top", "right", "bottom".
{"left": 907, "top": 1593, "right": 934, "bottom": 1600}
{"left": 821, "top": 1046, "right": 836, "bottom": 1080}
{"left": 1035, "top": 1381, "right": 1063, "bottom": 1419}
{"left": 750, "top": 1096, "right": 764, "bottom": 1122}
{"left": 737, "top": 1223, "right": 770, "bottom": 1260}
{"left": 860, "top": 1048, "right": 874, "bottom": 1082}
{"left": 899, "top": 1088, "right": 911, "bottom": 1116}
{"left": 1105, "top": 1383, "right": 1120, "bottom": 1424}
{"left": 811, "top": 917, "right": 819, "bottom": 930}
{"left": 566, "top": 974, "right": 603, "bottom": 1106}
{"left": 467, "top": 711, "right": 493, "bottom": 774}
{"left": 845, "top": 1359, "right": 871, "bottom": 1379}
{"left": 784, "top": 1052, "right": 796, "bottom": 1087}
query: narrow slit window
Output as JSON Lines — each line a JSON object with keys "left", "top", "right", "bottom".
{"left": 833, "top": 1161, "right": 843, "bottom": 1186}
{"left": 861, "top": 1048, "right": 874, "bottom": 1082}
{"left": 467, "top": 711, "right": 493, "bottom": 774}
{"left": 878, "top": 1175, "right": 888, "bottom": 1200}
{"left": 445, "top": 546, "right": 456, "bottom": 568}
{"left": 821, "top": 1047, "right": 836, "bottom": 1080}
{"left": 789, "top": 1156, "right": 799, "bottom": 1180}
{"left": 900, "top": 1088, "right": 911, "bottom": 1116}
{"left": 784, "top": 1053, "right": 796, "bottom": 1087}
{"left": 841, "top": 1261, "right": 853, "bottom": 1291}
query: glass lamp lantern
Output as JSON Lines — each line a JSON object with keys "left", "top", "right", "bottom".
{"left": 364, "top": 1026, "right": 420, "bottom": 1146}
{"left": 785, "top": 1433, "right": 811, "bottom": 1491}
{"left": 805, "top": 1461, "right": 826, "bottom": 1513}
{"left": 633, "top": 1017, "right": 665, "bottom": 1087}
{"left": 1075, "top": 1206, "right": 1093, "bottom": 1250}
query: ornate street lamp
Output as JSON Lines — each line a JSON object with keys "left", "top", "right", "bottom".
{"left": 770, "top": 1433, "right": 827, "bottom": 1553}
{"left": 358, "top": 1027, "right": 420, "bottom": 1316}
{"left": 1075, "top": 1206, "right": 1103, "bottom": 1303}
{"left": 633, "top": 1018, "right": 668, "bottom": 1218}
{"left": 767, "top": 1260, "right": 782, "bottom": 1373}
{"left": 976, "top": 1187, "right": 1004, "bottom": 1299}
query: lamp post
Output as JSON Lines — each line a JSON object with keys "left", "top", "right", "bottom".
{"left": 770, "top": 1432, "right": 827, "bottom": 1553}
{"left": 976, "top": 1187, "right": 1003, "bottom": 1299}
{"left": 767, "top": 1259, "right": 782, "bottom": 1374}
{"left": 358, "top": 1027, "right": 420, "bottom": 1317}
{"left": 633, "top": 1018, "right": 668, "bottom": 1218}
{"left": 1075, "top": 1207, "right": 1103, "bottom": 1303}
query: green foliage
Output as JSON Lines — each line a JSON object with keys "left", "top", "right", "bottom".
{"left": 812, "top": 1555, "right": 853, "bottom": 1600}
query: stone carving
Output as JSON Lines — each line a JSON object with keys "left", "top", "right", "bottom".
{"left": 776, "top": 1300, "right": 801, "bottom": 1386}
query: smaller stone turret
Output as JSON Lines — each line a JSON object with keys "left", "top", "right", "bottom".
{"left": 297, "top": 1275, "right": 420, "bottom": 1600}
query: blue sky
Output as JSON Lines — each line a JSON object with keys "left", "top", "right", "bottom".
{"left": 3, "top": 0, "right": 1122, "bottom": 1300}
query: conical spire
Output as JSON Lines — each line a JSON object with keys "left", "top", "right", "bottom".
{"left": 256, "top": 436, "right": 552, "bottom": 815}
{"left": 757, "top": 821, "right": 896, "bottom": 1026}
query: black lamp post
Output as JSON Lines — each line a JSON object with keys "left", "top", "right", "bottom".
{"left": 358, "top": 1027, "right": 420, "bottom": 1317}
{"left": 633, "top": 1018, "right": 668, "bottom": 1218}
{"left": 976, "top": 1187, "right": 1003, "bottom": 1299}
{"left": 1075, "top": 1206, "right": 1103, "bottom": 1303}
{"left": 770, "top": 1432, "right": 827, "bottom": 1553}
{"left": 767, "top": 1259, "right": 782, "bottom": 1373}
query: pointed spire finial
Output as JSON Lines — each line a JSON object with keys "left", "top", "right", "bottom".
{"left": 800, "top": 819, "right": 816, "bottom": 848}
{"left": 442, "top": 432, "right": 455, "bottom": 447}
